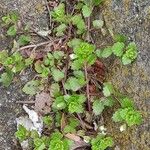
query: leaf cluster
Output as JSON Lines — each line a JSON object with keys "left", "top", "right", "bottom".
{"left": 34, "top": 51, "right": 64, "bottom": 79}
{"left": 0, "top": 51, "right": 33, "bottom": 87}
{"left": 52, "top": 94, "right": 86, "bottom": 114}
{"left": 91, "top": 135, "right": 114, "bottom": 150}
{"left": 112, "top": 97, "right": 142, "bottom": 126}
{"left": 96, "top": 36, "right": 138, "bottom": 65}
{"left": 92, "top": 97, "right": 114, "bottom": 115}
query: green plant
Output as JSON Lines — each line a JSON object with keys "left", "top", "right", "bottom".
{"left": 48, "top": 131, "right": 70, "bottom": 150}
{"left": 2, "top": 12, "right": 19, "bottom": 25}
{"left": 15, "top": 125, "right": 30, "bottom": 142}
{"left": 53, "top": 94, "right": 86, "bottom": 114}
{"left": 91, "top": 135, "right": 114, "bottom": 150}
{"left": 0, "top": 51, "right": 32, "bottom": 86}
{"left": 2, "top": 2, "right": 142, "bottom": 150}
{"left": 65, "top": 70, "right": 86, "bottom": 91}
{"left": 112, "top": 98, "right": 142, "bottom": 126}
{"left": 51, "top": 3, "right": 70, "bottom": 24}
{"left": 96, "top": 41, "right": 138, "bottom": 65}
{"left": 122, "top": 42, "right": 138, "bottom": 65}
{"left": 93, "top": 19, "right": 104, "bottom": 29}
{"left": 92, "top": 97, "right": 114, "bottom": 115}
{"left": 64, "top": 118, "right": 79, "bottom": 133}
{"left": 43, "top": 116, "right": 53, "bottom": 126}
{"left": 18, "top": 35, "right": 31, "bottom": 46}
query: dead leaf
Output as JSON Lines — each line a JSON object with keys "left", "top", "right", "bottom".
{"left": 89, "top": 60, "right": 105, "bottom": 83}
{"left": 35, "top": 92, "right": 52, "bottom": 115}
{"left": 61, "top": 113, "right": 66, "bottom": 131}
{"left": 65, "top": 133, "right": 90, "bottom": 150}
{"left": 37, "top": 30, "right": 51, "bottom": 37}
{"left": 65, "top": 133, "right": 81, "bottom": 142}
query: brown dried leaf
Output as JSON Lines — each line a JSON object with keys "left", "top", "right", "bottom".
{"left": 89, "top": 60, "right": 105, "bottom": 83}
{"left": 61, "top": 113, "right": 66, "bottom": 131}
{"left": 65, "top": 133, "right": 90, "bottom": 150}
{"left": 65, "top": 133, "right": 81, "bottom": 142}
{"left": 34, "top": 92, "right": 52, "bottom": 115}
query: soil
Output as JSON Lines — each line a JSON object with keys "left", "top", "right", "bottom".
{"left": 0, "top": 0, "right": 150, "bottom": 150}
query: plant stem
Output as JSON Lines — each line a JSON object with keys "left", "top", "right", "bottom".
{"left": 16, "top": 101, "right": 35, "bottom": 104}
{"left": 84, "top": 63, "right": 91, "bottom": 112}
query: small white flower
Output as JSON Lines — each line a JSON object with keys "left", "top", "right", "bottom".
{"left": 120, "top": 124, "right": 126, "bottom": 132}
{"left": 69, "top": 54, "right": 77, "bottom": 60}
{"left": 99, "top": 125, "right": 107, "bottom": 131}
{"left": 93, "top": 122, "right": 98, "bottom": 131}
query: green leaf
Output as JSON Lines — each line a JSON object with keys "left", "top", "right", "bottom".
{"left": 91, "top": 135, "right": 114, "bottom": 150}
{"left": 64, "top": 125, "right": 76, "bottom": 134}
{"left": 43, "top": 116, "right": 53, "bottom": 126}
{"left": 30, "top": 130, "right": 39, "bottom": 139}
{"left": 64, "top": 94, "right": 86, "bottom": 113}
{"left": 120, "top": 97, "right": 134, "bottom": 108}
{"left": 51, "top": 3, "right": 69, "bottom": 24}
{"left": 25, "top": 58, "right": 33, "bottom": 66}
{"left": 71, "top": 15, "right": 86, "bottom": 34}
{"left": 40, "top": 66, "right": 50, "bottom": 77}
{"left": 93, "top": 100, "right": 104, "bottom": 115}
{"left": 96, "top": 49, "right": 103, "bottom": 58}
{"left": 34, "top": 61, "right": 43, "bottom": 73}
{"left": 122, "top": 55, "right": 132, "bottom": 65}
{"left": 103, "top": 97, "right": 114, "bottom": 107}
{"left": 52, "top": 96, "right": 66, "bottom": 110}
{"left": 87, "top": 54, "right": 97, "bottom": 65}
{"left": 68, "top": 38, "right": 82, "bottom": 48}
{"left": 22, "top": 80, "right": 40, "bottom": 95}
{"left": 114, "top": 34, "right": 128, "bottom": 43}
{"left": 93, "top": 19, "right": 104, "bottom": 29}
{"left": 0, "top": 50, "right": 8, "bottom": 64}
{"left": 34, "top": 138, "right": 46, "bottom": 150}
{"left": 50, "top": 83, "right": 60, "bottom": 97}
{"left": 18, "top": 35, "right": 31, "bottom": 46}
{"left": 92, "top": 0, "right": 103, "bottom": 6}
{"left": 65, "top": 77, "right": 85, "bottom": 91}
{"left": 10, "top": 12, "right": 19, "bottom": 23}
{"left": 49, "top": 131, "right": 70, "bottom": 150}
{"left": 66, "top": 94, "right": 86, "bottom": 104}
{"left": 103, "top": 82, "right": 114, "bottom": 97}
{"left": 53, "top": 51, "right": 64, "bottom": 60}
{"left": 122, "top": 42, "right": 138, "bottom": 65}
{"left": 2, "top": 12, "right": 19, "bottom": 24}
{"left": 112, "top": 42, "right": 125, "bottom": 57}
{"left": 68, "top": 101, "right": 84, "bottom": 113}
{"left": 82, "top": 5, "right": 92, "bottom": 17}
{"left": 50, "top": 131, "right": 63, "bottom": 140}
{"left": 73, "top": 70, "right": 84, "bottom": 78}
{"left": 73, "top": 41, "right": 95, "bottom": 60}
{"left": 7, "top": 25, "right": 17, "bottom": 36}
{"left": 12, "top": 61, "right": 25, "bottom": 73}
{"left": 113, "top": 108, "right": 142, "bottom": 126}
{"left": 55, "top": 24, "right": 67, "bottom": 37}
{"left": 71, "top": 59, "right": 83, "bottom": 70}
{"left": 69, "top": 118, "right": 79, "bottom": 128}
{"left": 112, "top": 109, "right": 124, "bottom": 122}
{"left": 51, "top": 69, "right": 64, "bottom": 82}
{"left": 101, "top": 47, "right": 112, "bottom": 58}
{"left": 0, "top": 70, "right": 14, "bottom": 87}
{"left": 124, "top": 109, "right": 142, "bottom": 126}
{"left": 2, "top": 14, "right": 11, "bottom": 24}
{"left": 15, "top": 125, "right": 29, "bottom": 142}
{"left": 64, "top": 118, "right": 79, "bottom": 133}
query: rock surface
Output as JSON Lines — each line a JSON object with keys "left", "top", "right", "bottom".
{"left": 0, "top": 0, "right": 48, "bottom": 149}
{"left": 95, "top": 0, "right": 150, "bottom": 149}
